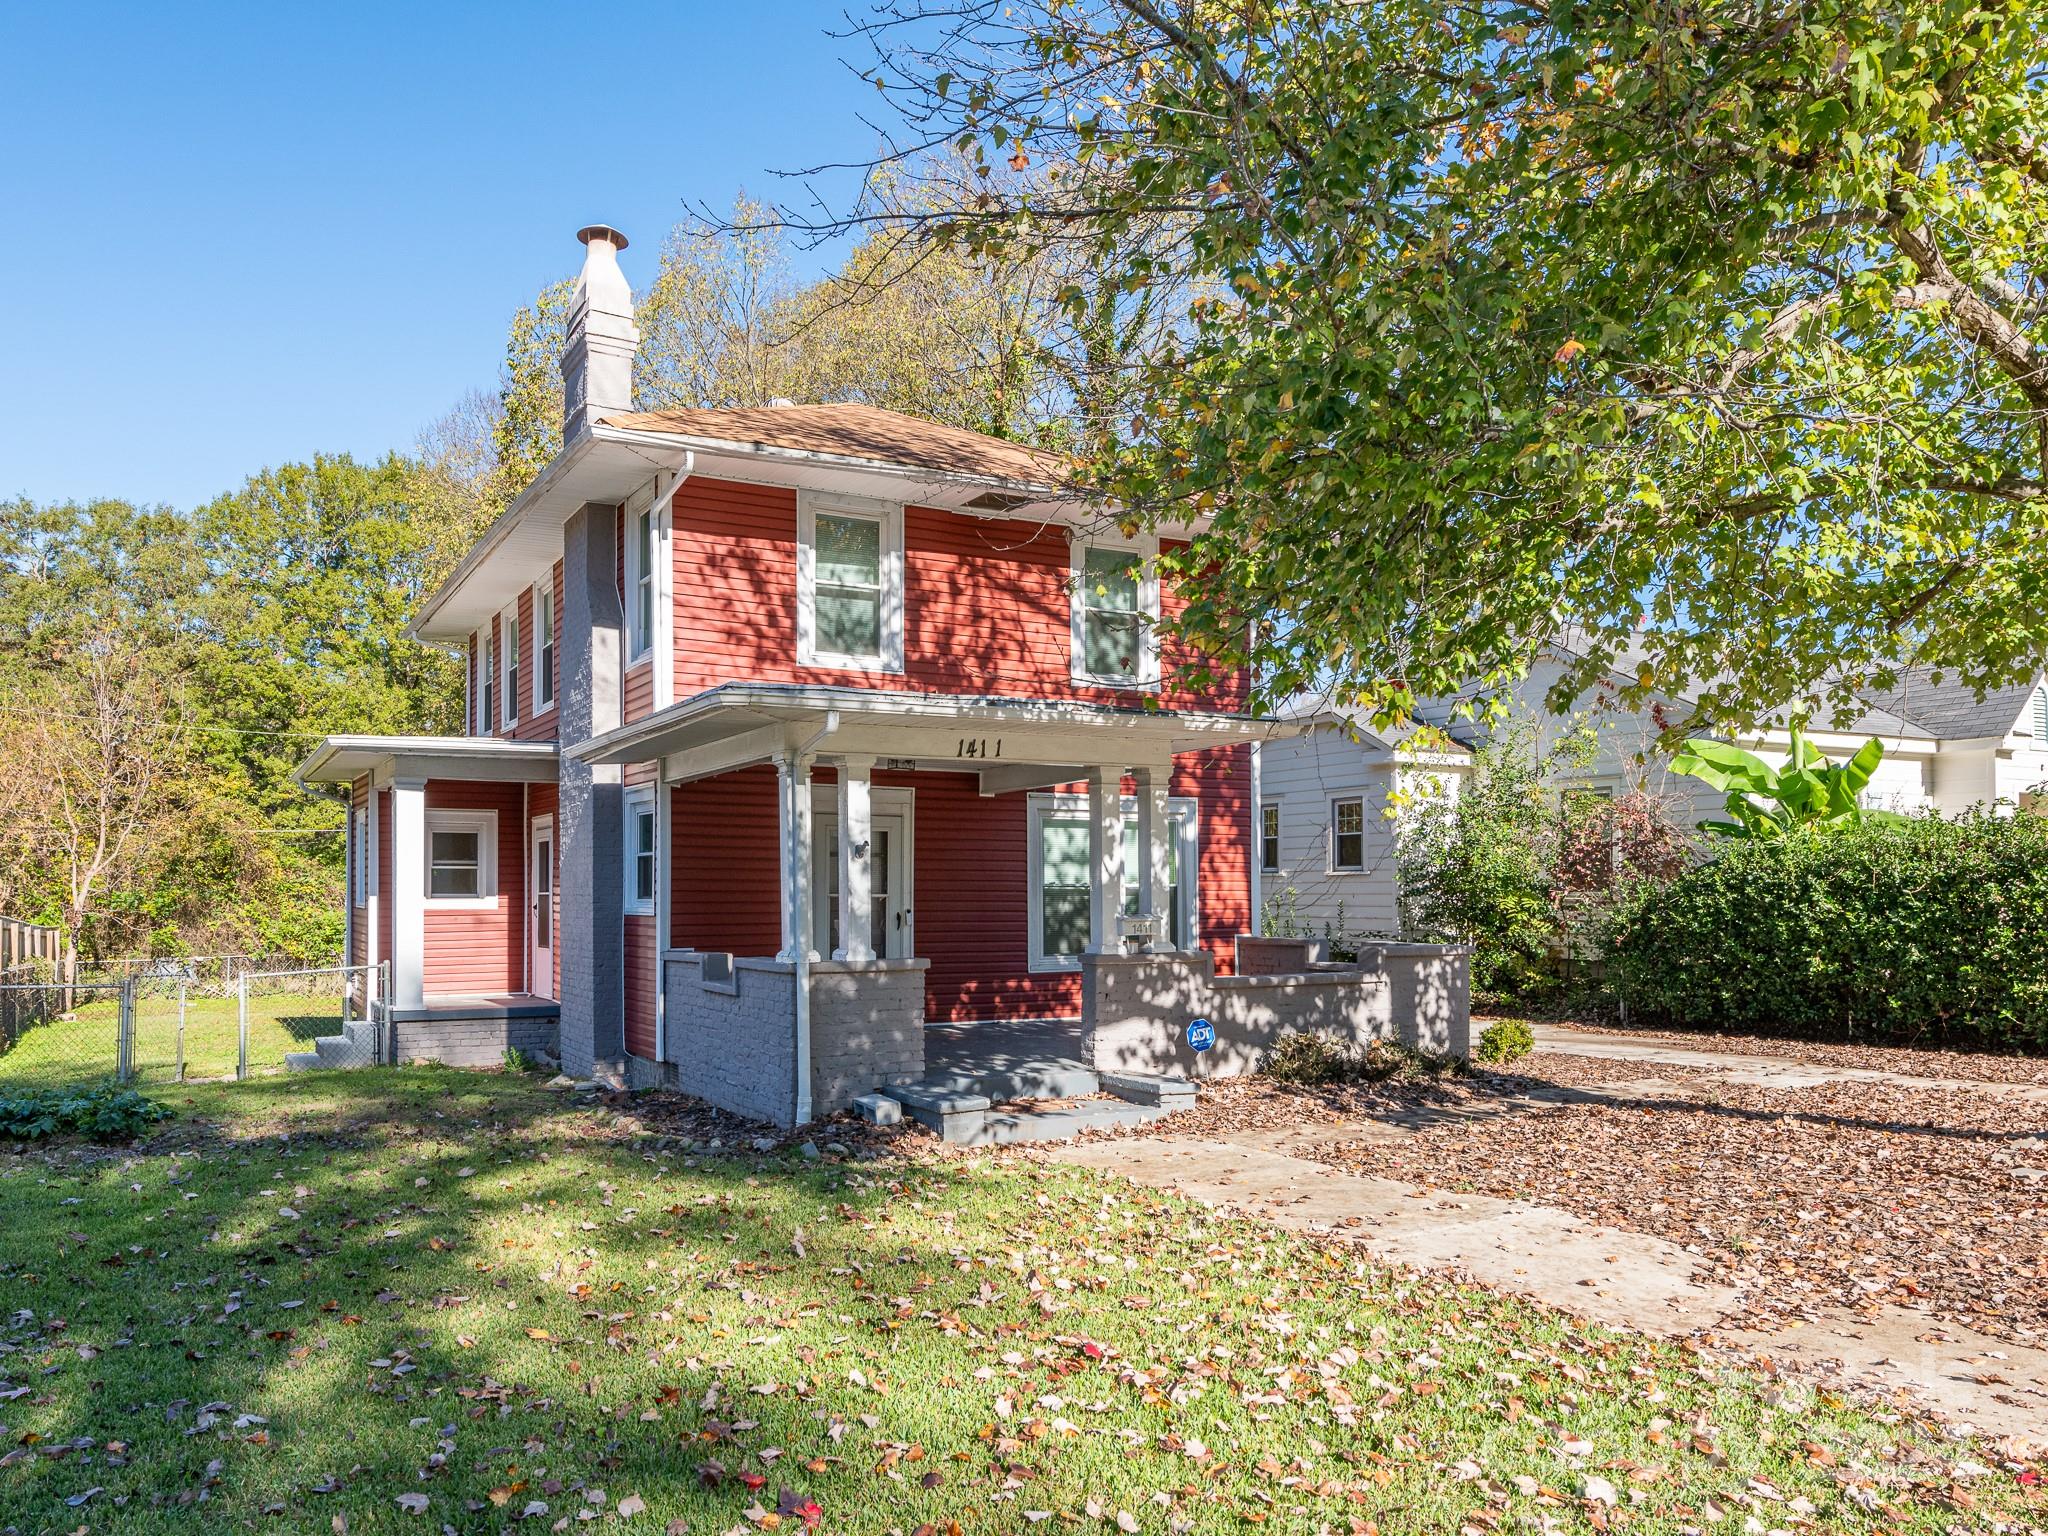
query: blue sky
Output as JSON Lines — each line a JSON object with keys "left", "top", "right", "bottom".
{"left": 0, "top": 2, "right": 880, "bottom": 511}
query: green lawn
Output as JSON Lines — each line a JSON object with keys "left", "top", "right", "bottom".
{"left": 0, "top": 1071, "right": 2033, "bottom": 1534}
{"left": 0, "top": 990, "right": 345, "bottom": 1087}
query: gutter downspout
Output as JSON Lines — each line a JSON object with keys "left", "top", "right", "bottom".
{"left": 791, "top": 710, "right": 840, "bottom": 1127}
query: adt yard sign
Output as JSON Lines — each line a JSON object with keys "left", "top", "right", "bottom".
{"left": 1185, "top": 1018, "right": 1216, "bottom": 1053}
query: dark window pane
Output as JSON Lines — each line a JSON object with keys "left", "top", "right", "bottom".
{"left": 816, "top": 514, "right": 881, "bottom": 587}
{"left": 1082, "top": 547, "right": 1139, "bottom": 611}
{"left": 1084, "top": 611, "right": 1141, "bottom": 677}
{"left": 817, "top": 590, "right": 881, "bottom": 657}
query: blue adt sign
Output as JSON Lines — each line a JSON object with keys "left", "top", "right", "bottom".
{"left": 1185, "top": 1018, "right": 1216, "bottom": 1053}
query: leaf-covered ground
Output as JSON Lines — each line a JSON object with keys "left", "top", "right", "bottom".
{"left": 0, "top": 1069, "right": 2040, "bottom": 1535}
{"left": 1538, "top": 1020, "right": 2048, "bottom": 1089}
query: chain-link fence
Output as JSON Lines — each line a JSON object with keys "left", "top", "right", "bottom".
{"left": 0, "top": 961, "right": 388, "bottom": 1088}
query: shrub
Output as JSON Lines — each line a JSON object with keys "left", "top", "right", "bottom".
{"left": 1474, "top": 1018, "right": 1536, "bottom": 1064}
{"left": 1605, "top": 811, "right": 2048, "bottom": 1048}
{"left": 1260, "top": 1033, "right": 1464, "bottom": 1085}
{"left": 0, "top": 1085, "right": 174, "bottom": 1142}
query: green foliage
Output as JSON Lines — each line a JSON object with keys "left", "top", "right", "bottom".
{"left": 871, "top": 0, "right": 2048, "bottom": 728}
{"left": 1260, "top": 1032, "right": 1463, "bottom": 1085}
{"left": 1474, "top": 1018, "right": 1537, "bottom": 1065}
{"left": 1606, "top": 812, "right": 2048, "bottom": 1045}
{"left": 0, "top": 1084, "right": 173, "bottom": 1141}
{"left": 1672, "top": 728, "right": 1900, "bottom": 837}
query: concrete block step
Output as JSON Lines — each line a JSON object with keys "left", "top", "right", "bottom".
{"left": 341, "top": 1018, "right": 381, "bottom": 1052}
{"left": 1098, "top": 1071, "right": 1196, "bottom": 1109}
{"left": 920, "top": 1060, "right": 1101, "bottom": 1103}
{"left": 284, "top": 1051, "right": 322, "bottom": 1073}
{"left": 312, "top": 1032, "right": 377, "bottom": 1068}
{"left": 969, "top": 1100, "right": 1172, "bottom": 1146}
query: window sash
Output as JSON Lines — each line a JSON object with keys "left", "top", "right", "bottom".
{"left": 480, "top": 634, "right": 495, "bottom": 732}
{"left": 503, "top": 613, "right": 520, "bottom": 723}
{"left": 630, "top": 510, "right": 655, "bottom": 658}
{"left": 1331, "top": 799, "right": 1365, "bottom": 871}
{"left": 429, "top": 830, "right": 483, "bottom": 898}
{"left": 1034, "top": 805, "right": 1190, "bottom": 963}
{"left": 536, "top": 588, "right": 555, "bottom": 708}
{"left": 1260, "top": 803, "right": 1280, "bottom": 873}
{"left": 625, "top": 796, "right": 656, "bottom": 912}
{"left": 814, "top": 514, "right": 885, "bottom": 660}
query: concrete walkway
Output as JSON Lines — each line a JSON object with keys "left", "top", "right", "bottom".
{"left": 1046, "top": 1033, "right": 2048, "bottom": 1444}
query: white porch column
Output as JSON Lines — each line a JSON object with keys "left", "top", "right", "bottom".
{"left": 389, "top": 777, "right": 426, "bottom": 1008}
{"left": 653, "top": 771, "right": 671, "bottom": 1060}
{"left": 834, "top": 755, "right": 876, "bottom": 962}
{"left": 1086, "top": 766, "right": 1125, "bottom": 954}
{"left": 775, "top": 752, "right": 817, "bottom": 961}
{"left": 1134, "top": 763, "right": 1173, "bottom": 952}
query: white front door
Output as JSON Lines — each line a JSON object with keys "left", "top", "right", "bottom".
{"left": 812, "top": 812, "right": 911, "bottom": 958}
{"left": 530, "top": 816, "right": 554, "bottom": 998}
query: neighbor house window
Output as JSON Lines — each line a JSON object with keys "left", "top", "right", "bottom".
{"left": 797, "top": 491, "right": 904, "bottom": 671}
{"left": 2034, "top": 686, "right": 2048, "bottom": 740}
{"left": 1027, "top": 793, "right": 1196, "bottom": 969}
{"left": 1330, "top": 798, "right": 1365, "bottom": 872}
{"left": 425, "top": 810, "right": 496, "bottom": 907}
{"left": 1070, "top": 539, "right": 1160, "bottom": 687}
{"left": 534, "top": 583, "right": 556, "bottom": 711}
{"left": 502, "top": 608, "right": 520, "bottom": 728}
{"left": 1260, "top": 802, "right": 1281, "bottom": 873}
{"left": 626, "top": 507, "right": 655, "bottom": 662}
{"left": 624, "top": 789, "right": 656, "bottom": 915}
{"left": 479, "top": 631, "right": 495, "bottom": 733}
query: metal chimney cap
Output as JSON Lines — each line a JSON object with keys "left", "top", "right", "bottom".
{"left": 576, "top": 224, "right": 630, "bottom": 252}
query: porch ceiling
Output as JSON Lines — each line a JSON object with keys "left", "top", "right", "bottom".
{"left": 295, "top": 735, "right": 560, "bottom": 787}
{"left": 568, "top": 683, "right": 1297, "bottom": 788}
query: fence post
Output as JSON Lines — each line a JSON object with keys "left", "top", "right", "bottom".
{"left": 237, "top": 974, "right": 249, "bottom": 1082}
{"left": 117, "top": 978, "right": 135, "bottom": 1083}
{"left": 177, "top": 983, "right": 187, "bottom": 1082}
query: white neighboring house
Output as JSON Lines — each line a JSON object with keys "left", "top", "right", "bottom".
{"left": 1256, "top": 645, "right": 2048, "bottom": 940}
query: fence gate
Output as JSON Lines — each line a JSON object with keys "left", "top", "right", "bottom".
{"left": 0, "top": 976, "right": 133, "bottom": 1089}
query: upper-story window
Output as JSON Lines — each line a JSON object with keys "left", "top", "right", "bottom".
{"left": 479, "top": 629, "right": 495, "bottom": 734}
{"left": 626, "top": 507, "right": 655, "bottom": 662}
{"left": 1071, "top": 537, "right": 1160, "bottom": 688}
{"left": 502, "top": 607, "right": 521, "bottom": 728}
{"left": 534, "top": 583, "right": 556, "bottom": 712}
{"left": 797, "top": 491, "right": 904, "bottom": 672}
{"left": 2033, "top": 685, "right": 2048, "bottom": 740}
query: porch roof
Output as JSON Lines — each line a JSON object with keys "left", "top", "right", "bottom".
{"left": 569, "top": 683, "right": 1295, "bottom": 788}
{"left": 295, "top": 735, "right": 560, "bottom": 787}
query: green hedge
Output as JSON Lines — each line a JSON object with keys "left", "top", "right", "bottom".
{"left": 1605, "top": 812, "right": 2048, "bottom": 1048}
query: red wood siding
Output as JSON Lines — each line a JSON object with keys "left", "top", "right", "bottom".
{"left": 668, "top": 477, "right": 1245, "bottom": 710}
{"left": 512, "top": 562, "right": 564, "bottom": 742}
{"left": 421, "top": 780, "right": 525, "bottom": 994}
{"left": 623, "top": 661, "right": 654, "bottom": 724}
{"left": 663, "top": 748, "right": 1254, "bottom": 1023}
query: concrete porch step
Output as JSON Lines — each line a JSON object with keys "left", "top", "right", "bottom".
{"left": 284, "top": 1050, "right": 321, "bottom": 1072}
{"left": 874, "top": 1069, "right": 1195, "bottom": 1144}
{"left": 920, "top": 1058, "right": 1102, "bottom": 1103}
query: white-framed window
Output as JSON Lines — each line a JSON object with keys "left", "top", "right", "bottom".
{"left": 350, "top": 802, "right": 369, "bottom": 907}
{"left": 478, "top": 630, "right": 495, "bottom": 734}
{"left": 425, "top": 809, "right": 497, "bottom": 908}
{"left": 2033, "top": 685, "right": 2048, "bottom": 740}
{"left": 623, "top": 787, "right": 656, "bottom": 915}
{"left": 534, "top": 582, "right": 556, "bottom": 712}
{"left": 1070, "top": 536, "right": 1161, "bottom": 688}
{"left": 625, "top": 505, "right": 655, "bottom": 662}
{"left": 1329, "top": 797, "right": 1365, "bottom": 872}
{"left": 1026, "top": 792, "right": 1197, "bottom": 971}
{"left": 1260, "top": 802, "right": 1281, "bottom": 874}
{"left": 796, "top": 490, "right": 905, "bottom": 672}
{"left": 502, "top": 607, "right": 521, "bottom": 728}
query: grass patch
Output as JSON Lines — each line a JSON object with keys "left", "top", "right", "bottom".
{"left": 0, "top": 990, "right": 346, "bottom": 1088}
{"left": 0, "top": 1071, "right": 2031, "bottom": 1533}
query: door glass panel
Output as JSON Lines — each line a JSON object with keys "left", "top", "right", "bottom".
{"left": 535, "top": 837, "right": 552, "bottom": 948}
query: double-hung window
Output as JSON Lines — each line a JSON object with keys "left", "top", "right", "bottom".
{"left": 797, "top": 491, "right": 904, "bottom": 671}
{"left": 626, "top": 507, "right": 655, "bottom": 662}
{"left": 623, "top": 788, "right": 656, "bottom": 915}
{"left": 479, "top": 631, "right": 495, "bottom": 734}
{"left": 1027, "top": 793, "right": 1196, "bottom": 970}
{"left": 1260, "top": 802, "right": 1281, "bottom": 873}
{"left": 1330, "top": 797, "right": 1365, "bottom": 872}
{"left": 349, "top": 803, "right": 369, "bottom": 907}
{"left": 502, "top": 608, "right": 520, "bottom": 728}
{"left": 1070, "top": 538, "right": 1160, "bottom": 688}
{"left": 534, "top": 584, "right": 556, "bottom": 712}
{"left": 425, "top": 810, "right": 496, "bottom": 908}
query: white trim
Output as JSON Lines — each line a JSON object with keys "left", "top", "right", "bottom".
{"left": 390, "top": 780, "right": 426, "bottom": 1008}
{"left": 1248, "top": 742, "right": 1265, "bottom": 936}
{"left": 1026, "top": 789, "right": 1199, "bottom": 972}
{"left": 501, "top": 603, "right": 521, "bottom": 729}
{"left": 652, "top": 780, "right": 670, "bottom": 1054}
{"left": 1328, "top": 795, "right": 1366, "bottom": 873}
{"left": 623, "top": 785, "right": 656, "bottom": 916}
{"left": 1258, "top": 799, "right": 1282, "bottom": 876}
{"left": 796, "top": 489, "right": 905, "bottom": 674}
{"left": 533, "top": 580, "right": 556, "bottom": 713}
{"left": 1069, "top": 533, "right": 1161, "bottom": 690}
{"left": 366, "top": 786, "right": 382, "bottom": 971}
{"left": 653, "top": 486, "right": 675, "bottom": 709}
{"left": 625, "top": 503, "right": 656, "bottom": 664}
{"left": 424, "top": 808, "right": 499, "bottom": 910}
{"left": 477, "top": 627, "right": 495, "bottom": 735}
{"left": 808, "top": 779, "right": 916, "bottom": 959}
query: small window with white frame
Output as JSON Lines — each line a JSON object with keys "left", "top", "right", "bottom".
{"left": 1070, "top": 536, "right": 1160, "bottom": 687}
{"left": 1329, "top": 797, "right": 1365, "bottom": 872}
{"left": 350, "top": 802, "right": 369, "bottom": 907}
{"left": 425, "top": 809, "right": 496, "bottom": 907}
{"left": 797, "top": 491, "right": 904, "bottom": 672}
{"left": 623, "top": 788, "right": 656, "bottom": 915}
{"left": 502, "top": 606, "right": 520, "bottom": 728}
{"left": 625, "top": 505, "right": 655, "bottom": 662}
{"left": 534, "top": 582, "right": 556, "bottom": 712}
{"left": 478, "top": 630, "right": 495, "bottom": 734}
{"left": 1026, "top": 792, "right": 1196, "bottom": 970}
{"left": 1260, "top": 801, "right": 1281, "bottom": 873}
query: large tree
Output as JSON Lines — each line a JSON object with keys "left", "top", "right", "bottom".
{"left": 841, "top": 0, "right": 2048, "bottom": 726}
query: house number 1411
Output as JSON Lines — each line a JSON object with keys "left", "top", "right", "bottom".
{"left": 955, "top": 738, "right": 1004, "bottom": 759}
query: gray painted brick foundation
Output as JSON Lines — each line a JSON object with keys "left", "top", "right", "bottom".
{"left": 388, "top": 1002, "right": 560, "bottom": 1069}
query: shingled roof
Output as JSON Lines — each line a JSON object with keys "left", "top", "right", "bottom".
{"left": 600, "top": 402, "right": 1070, "bottom": 488}
{"left": 1863, "top": 666, "right": 2044, "bottom": 741}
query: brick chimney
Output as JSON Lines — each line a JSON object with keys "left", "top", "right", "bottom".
{"left": 559, "top": 225, "right": 639, "bottom": 444}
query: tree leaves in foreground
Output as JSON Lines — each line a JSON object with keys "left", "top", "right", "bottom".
{"left": 845, "top": 0, "right": 2047, "bottom": 728}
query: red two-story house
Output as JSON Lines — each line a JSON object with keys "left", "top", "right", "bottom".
{"left": 296, "top": 226, "right": 1469, "bottom": 1129}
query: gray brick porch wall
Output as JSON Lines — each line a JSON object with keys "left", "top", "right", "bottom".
{"left": 390, "top": 1006, "right": 560, "bottom": 1069}
{"left": 662, "top": 952, "right": 928, "bottom": 1128}
{"left": 1080, "top": 944, "right": 1471, "bottom": 1078}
